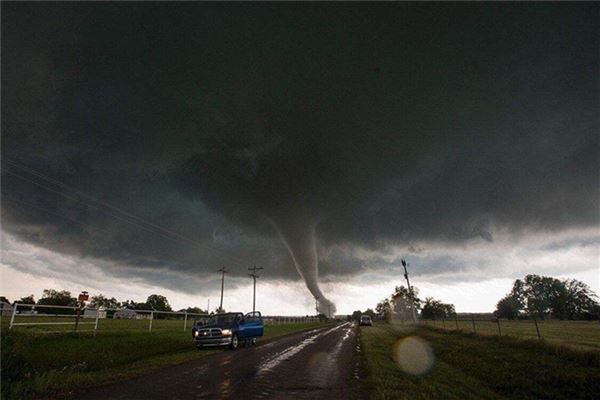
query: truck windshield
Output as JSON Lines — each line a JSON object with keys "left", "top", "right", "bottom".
{"left": 207, "top": 314, "right": 239, "bottom": 325}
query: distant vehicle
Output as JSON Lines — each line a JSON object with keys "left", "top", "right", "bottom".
{"left": 192, "top": 312, "right": 264, "bottom": 350}
{"left": 360, "top": 315, "right": 373, "bottom": 326}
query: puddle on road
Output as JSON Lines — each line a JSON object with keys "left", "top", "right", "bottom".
{"left": 256, "top": 323, "right": 350, "bottom": 376}
{"left": 308, "top": 323, "right": 354, "bottom": 386}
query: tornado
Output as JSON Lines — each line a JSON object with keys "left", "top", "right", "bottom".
{"left": 174, "top": 141, "right": 339, "bottom": 316}
{"left": 268, "top": 212, "right": 336, "bottom": 317}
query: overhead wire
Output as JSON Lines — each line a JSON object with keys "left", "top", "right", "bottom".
{"left": 2, "top": 158, "right": 247, "bottom": 267}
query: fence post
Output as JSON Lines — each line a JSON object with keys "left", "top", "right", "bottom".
{"left": 442, "top": 317, "right": 446, "bottom": 329}
{"left": 94, "top": 308, "right": 100, "bottom": 336}
{"left": 455, "top": 315, "right": 459, "bottom": 330}
{"left": 74, "top": 305, "right": 81, "bottom": 332}
{"left": 471, "top": 316, "right": 476, "bottom": 333}
{"left": 496, "top": 319, "right": 501, "bottom": 335}
{"left": 533, "top": 317, "right": 541, "bottom": 339}
{"left": 9, "top": 303, "right": 18, "bottom": 330}
{"left": 183, "top": 311, "right": 188, "bottom": 332}
{"left": 149, "top": 311, "right": 154, "bottom": 332}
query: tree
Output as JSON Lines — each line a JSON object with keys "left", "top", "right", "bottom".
{"left": 502, "top": 275, "right": 598, "bottom": 320}
{"left": 525, "top": 275, "right": 564, "bottom": 318}
{"left": 37, "top": 289, "right": 77, "bottom": 314}
{"left": 376, "top": 299, "right": 391, "bottom": 319}
{"left": 351, "top": 310, "right": 363, "bottom": 321}
{"left": 121, "top": 299, "right": 141, "bottom": 309}
{"left": 145, "top": 294, "right": 172, "bottom": 312}
{"left": 553, "top": 279, "right": 598, "bottom": 319}
{"left": 17, "top": 295, "right": 35, "bottom": 305}
{"left": 89, "top": 294, "right": 120, "bottom": 309}
{"left": 182, "top": 307, "right": 206, "bottom": 314}
{"left": 363, "top": 308, "right": 376, "bottom": 318}
{"left": 494, "top": 295, "right": 521, "bottom": 319}
{"left": 421, "top": 297, "right": 456, "bottom": 319}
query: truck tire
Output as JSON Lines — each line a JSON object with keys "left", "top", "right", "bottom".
{"left": 229, "top": 334, "right": 239, "bottom": 350}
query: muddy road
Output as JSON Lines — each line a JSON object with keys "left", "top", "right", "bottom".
{"left": 78, "top": 322, "right": 359, "bottom": 400}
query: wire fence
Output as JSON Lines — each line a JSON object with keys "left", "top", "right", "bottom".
{"left": 420, "top": 316, "right": 600, "bottom": 351}
{"left": 2, "top": 303, "right": 321, "bottom": 335}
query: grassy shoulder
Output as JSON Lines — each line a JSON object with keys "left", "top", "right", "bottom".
{"left": 1, "top": 321, "right": 330, "bottom": 400}
{"left": 360, "top": 322, "right": 600, "bottom": 400}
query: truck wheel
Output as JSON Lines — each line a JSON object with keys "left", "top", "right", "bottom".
{"left": 196, "top": 344, "right": 203, "bottom": 350}
{"left": 229, "top": 334, "right": 239, "bottom": 350}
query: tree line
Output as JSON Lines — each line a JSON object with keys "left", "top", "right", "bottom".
{"left": 361, "top": 285, "right": 457, "bottom": 321}
{"left": 365, "top": 274, "right": 598, "bottom": 322}
{"left": 494, "top": 274, "right": 599, "bottom": 320}
{"left": 1, "top": 289, "right": 207, "bottom": 316}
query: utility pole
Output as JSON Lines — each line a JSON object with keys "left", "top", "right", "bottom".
{"left": 217, "top": 268, "right": 228, "bottom": 312}
{"left": 401, "top": 259, "right": 417, "bottom": 323}
{"left": 248, "top": 265, "right": 264, "bottom": 313}
{"left": 207, "top": 298, "right": 210, "bottom": 314}
{"left": 315, "top": 297, "right": 319, "bottom": 315}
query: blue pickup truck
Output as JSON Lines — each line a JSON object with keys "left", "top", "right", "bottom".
{"left": 192, "top": 311, "right": 264, "bottom": 350}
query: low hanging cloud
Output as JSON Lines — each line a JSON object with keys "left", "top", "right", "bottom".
{"left": 2, "top": 4, "right": 598, "bottom": 305}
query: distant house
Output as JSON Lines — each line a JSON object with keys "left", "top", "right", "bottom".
{"left": 83, "top": 308, "right": 107, "bottom": 319}
{"left": 113, "top": 309, "right": 150, "bottom": 319}
{"left": 0, "top": 301, "right": 13, "bottom": 316}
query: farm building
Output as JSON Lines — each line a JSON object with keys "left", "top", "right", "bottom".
{"left": 113, "top": 309, "right": 150, "bottom": 319}
{"left": 1, "top": 301, "right": 13, "bottom": 316}
{"left": 83, "top": 308, "right": 107, "bottom": 319}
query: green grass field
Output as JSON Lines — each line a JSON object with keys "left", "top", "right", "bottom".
{"left": 421, "top": 319, "right": 600, "bottom": 351}
{"left": 1, "top": 320, "right": 329, "bottom": 400}
{"left": 359, "top": 322, "right": 600, "bottom": 400}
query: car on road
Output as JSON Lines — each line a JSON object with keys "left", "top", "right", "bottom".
{"left": 192, "top": 311, "right": 264, "bottom": 350}
{"left": 359, "top": 315, "right": 373, "bottom": 326}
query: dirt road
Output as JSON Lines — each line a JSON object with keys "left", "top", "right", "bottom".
{"left": 78, "top": 322, "right": 359, "bottom": 400}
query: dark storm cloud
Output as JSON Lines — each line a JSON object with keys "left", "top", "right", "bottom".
{"left": 2, "top": 3, "right": 598, "bottom": 294}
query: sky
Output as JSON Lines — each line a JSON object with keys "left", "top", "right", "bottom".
{"left": 1, "top": 3, "right": 599, "bottom": 315}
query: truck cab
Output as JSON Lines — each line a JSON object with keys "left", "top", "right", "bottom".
{"left": 192, "top": 311, "right": 264, "bottom": 350}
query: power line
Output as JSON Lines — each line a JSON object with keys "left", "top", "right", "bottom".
{"left": 2, "top": 159, "right": 247, "bottom": 266}
{"left": 5, "top": 159, "right": 200, "bottom": 246}
{"left": 248, "top": 265, "right": 264, "bottom": 313}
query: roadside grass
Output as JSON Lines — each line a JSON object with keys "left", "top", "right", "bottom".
{"left": 1, "top": 321, "right": 329, "bottom": 400}
{"left": 360, "top": 322, "right": 600, "bottom": 400}
{"left": 421, "top": 319, "right": 600, "bottom": 351}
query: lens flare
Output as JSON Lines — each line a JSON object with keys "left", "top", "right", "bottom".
{"left": 393, "top": 336, "right": 434, "bottom": 376}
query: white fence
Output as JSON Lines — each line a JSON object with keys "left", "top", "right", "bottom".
{"left": 8, "top": 303, "right": 209, "bottom": 334}
{"left": 264, "top": 316, "right": 320, "bottom": 325}
{"left": 7, "top": 303, "right": 321, "bottom": 334}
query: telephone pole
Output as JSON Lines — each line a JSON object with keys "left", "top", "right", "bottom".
{"left": 401, "top": 259, "right": 417, "bottom": 323}
{"left": 217, "top": 268, "right": 228, "bottom": 312}
{"left": 248, "top": 265, "right": 263, "bottom": 313}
